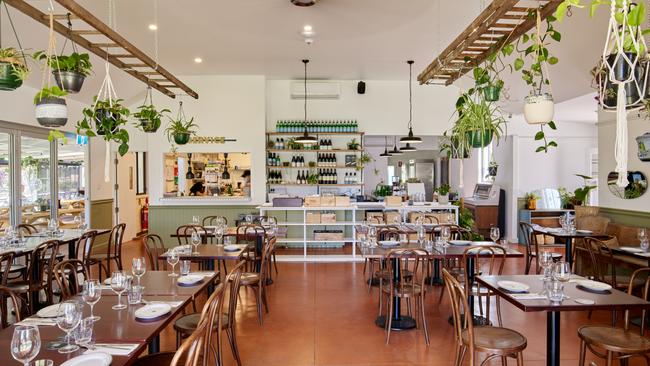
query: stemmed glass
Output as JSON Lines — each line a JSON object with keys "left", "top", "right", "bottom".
{"left": 367, "top": 226, "right": 377, "bottom": 247}
{"left": 11, "top": 325, "right": 41, "bottom": 365}
{"left": 132, "top": 257, "right": 147, "bottom": 285}
{"left": 73, "top": 215, "right": 81, "bottom": 229}
{"left": 539, "top": 251, "right": 555, "bottom": 280}
{"left": 56, "top": 300, "right": 82, "bottom": 353}
{"left": 440, "top": 226, "right": 451, "bottom": 246}
{"left": 417, "top": 224, "right": 426, "bottom": 245}
{"left": 639, "top": 228, "right": 648, "bottom": 242}
{"left": 553, "top": 261, "right": 572, "bottom": 283}
{"left": 110, "top": 271, "right": 128, "bottom": 310}
{"left": 490, "top": 227, "right": 500, "bottom": 243}
{"left": 82, "top": 280, "right": 102, "bottom": 321}
{"left": 214, "top": 226, "right": 224, "bottom": 245}
{"left": 167, "top": 248, "right": 180, "bottom": 277}
{"left": 191, "top": 231, "right": 201, "bottom": 255}
{"left": 192, "top": 215, "right": 200, "bottom": 225}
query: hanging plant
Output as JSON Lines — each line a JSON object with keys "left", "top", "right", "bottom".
{"left": 33, "top": 51, "right": 92, "bottom": 94}
{"left": 133, "top": 87, "right": 169, "bottom": 133}
{"left": 34, "top": 86, "right": 68, "bottom": 127}
{"left": 165, "top": 101, "right": 197, "bottom": 145}
{"left": 76, "top": 96, "right": 130, "bottom": 155}
{"left": 510, "top": 9, "right": 561, "bottom": 153}
{"left": 447, "top": 87, "right": 506, "bottom": 152}
{"left": 473, "top": 52, "right": 507, "bottom": 102}
{"left": 0, "top": 1, "right": 29, "bottom": 91}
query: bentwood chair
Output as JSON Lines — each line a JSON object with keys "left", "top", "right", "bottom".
{"left": 586, "top": 237, "right": 646, "bottom": 291}
{"left": 381, "top": 249, "right": 430, "bottom": 345}
{"left": 462, "top": 245, "right": 507, "bottom": 327}
{"left": 239, "top": 237, "right": 275, "bottom": 325}
{"left": 255, "top": 216, "right": 280, "bottom": 277}
{"left": 15, "top": 223, "right": 38, "bottom": 235}
{"left": 75, "top": 230, "right": 104, "bottom": 279}
{"left": 142, "top": 234, "right": 166, "bottom": 270}
{"left": 577, "top": 267, "right": 650, "bottom": 366}
{"left": 202, "top": 215, "right": 228, "bottom": 227}
{"left": 53, "top": 259, "right": 88, "bottom": 299}
{"left": 87, "top": 224, "right": 126, "bottom": 278}
{"left": 0, "top": 286, "right": 22, "bottom": 329}
{"left": 236, "top": 224, "right": 266, "bottom": 272}
{"left": 176, "top": 224, "right": 205, "bottom": 246}
{"left": 443, "top": 269, "right": 527, "bottom": 366}
{"left": 519, "top": 222, "right": 562, "bottom": 274}
{"left": 369, "top": 227, "right": 410, "bottom": 296}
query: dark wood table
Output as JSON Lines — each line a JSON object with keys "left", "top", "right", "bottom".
{"left": 476, "top": 274, "right": 650, "bottom": 366}
{"left": 536, "top": 228, "right": 609, "bottom": 265}
{"left": 104, "top": 270, "right": 217, "bottom": 297}
{"left": 158, "top": 244, "right": 247, "bottom": 271}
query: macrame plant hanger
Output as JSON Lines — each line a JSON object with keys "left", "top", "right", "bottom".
{"left": 40, "top": 1, "right": 63, "bottom": 93}
{"left": 601, "top": 0, "right": 648, "bottom": 187}
{"left": 0, "top": 0, "right": 28, "bottom": 76}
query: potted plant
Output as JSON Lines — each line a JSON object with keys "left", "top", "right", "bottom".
{"left": 435, "top": 184, "right": 451, "bottom": 204}
{"left": 355, "top": 151, "right": 373, "bottom": 171}
{"left": 440, "top": 133, "right": 471, "bottom": 159}
{"left": 34, "top": 86, "right": 68, "bottom": 127}
{"left": 0, "top": 47, "right": 29, "bottom": 91}
{"left": 33, "top": 51, "right": 92, "bottom": 93}
{"left": 524, "top": 192, "right": 539, "bottom": 210}
{"left": 134, "top": 104, "right": 170, "bottom": 133}
{"left": 347, "top": 138, "right": 361, "bottom": 150}
{"left": 488, "top": 160, "right": 498, "bottom": 178}
{"left": 76, "top": 96, "right": 131, "bottom": 156}
{"left": 451, "top": 89, "right": 505, "bottom": 149}
{"left": 165, "top": 116, "right": 197, "bottom": 145}
{"left": 472, "top": 54, "right": 506, "bottom": 102}
{"left": 573, "top": 174, "right": 597, "bottom": 206}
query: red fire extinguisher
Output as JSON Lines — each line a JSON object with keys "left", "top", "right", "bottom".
{"left": 141, "top": 197, "right": 149, "bottom": 231}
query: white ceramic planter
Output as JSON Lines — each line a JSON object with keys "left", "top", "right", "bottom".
{"left": 35, "top": 97, "right": 68, "bottom": 127}
{"left": 524, "top": 93, "right": 554, "bottom": 125}
{"left": 437, "top": 194, "right": 449, "bottom": 204}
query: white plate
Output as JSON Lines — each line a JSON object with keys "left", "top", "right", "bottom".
{"left": 60, "top": 352, "right": 112, "bottom": 366}
{"left": 36, "top": 304, "right": 63, "bottom": 318}
{"left": 576, "top": 280, "right": 612, "bottom": 292}
{"left": 576, "top": 229, "right": 593, "bottom": 234}
{"left": 497, "top": 280, "right": 530, "bottom": 293}
{"left": 378, "top": 240, "right": 400, "bottom": 247}
{"left": 177, "top": 274, "right": 204, "bottom": 285}
{"left": 224, "top": 244, "right": 240, "bottom": 252}
{"left": 448, "top": 240, "right": 471, "bottom": 246}
{"left": 472, "top": 241, "right": 495, "bottom": 245}
{"left": 134, "top": 303, "right": 172, "bottom": 320}
{"left": 620, "top": 247, "right": 644, "bottom": 253}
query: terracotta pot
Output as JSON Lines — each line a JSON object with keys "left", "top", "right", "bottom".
{"left": 0, "top": 62, "right": 23, "bottom": 91}
{"left": 35, "top": 97, "right": 68, "bottom": 127}
{"left": 527, "top": 198, "right": 537, "bottom": 210}
{"left": 524, "top": 93, "right": 554, "bottom": 125}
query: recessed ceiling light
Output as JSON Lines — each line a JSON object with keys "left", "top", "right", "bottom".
{"left": 194, "top": 57, "right": 202, "bottom": 63}
{"left": 303, "top": 25, "right": 312, "bottom": 32}
{"left": 148, "top": 24, "right": 158, "bottom": 31}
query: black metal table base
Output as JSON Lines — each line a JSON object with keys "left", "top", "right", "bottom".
{"left": 148, "top": 336, "right": 160, "bottom": 353}
{"left": 447, "top": 314, "right": 491, "bottom": 326}
{"left": 547, "top": 311, "right": 560, "bottom": 366}
{"left": 375, "top": 315, "right": 416, "bottom": 330}
{"left": 366, "top": 277, "right": 380, "bottom": 286}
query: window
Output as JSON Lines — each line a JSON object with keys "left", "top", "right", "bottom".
{"left": 20, "top": 135, "right": 51, "bottom": 226}
{"left": 0, "top": 132, "right": 11, "bottom": 230}
{"left": 478, "top": 144, "right": 493, "bottom": 183}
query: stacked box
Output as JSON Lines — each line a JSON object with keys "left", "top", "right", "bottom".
{"left": 314, "top": 230, "right": 344, "bottom": 241}
{"left": 304, "top": 196, "right": 321, "bottom": 207}
{"left": 384, "top": 211, "right": 402, "bottom": 224}
{"left": 321, "top": 213, "right": 337, "bottom": 223}
{"left": 306, "top": 212, "right": 321, "bottom": 224}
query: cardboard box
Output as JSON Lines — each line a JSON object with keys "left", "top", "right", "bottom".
{"left": 304, "top": 196, "right": 321, "bottom": 207}
{"left": 321, "top": 213, "right": 337, "bottom": 223}
{"left": 366, "top": 212, "right": 384, "bottom": 224}
{"left": 306, "top": 212, "right": 321, "bottom": 224}
{"left": 384, "top": 196, "right": 403, "bottom": 207}
{"left": 314, "top": 230, "right": 344, "bottom": 241}
{"left": 408, "top": 212, "right": 425, "bottom": 223}
{"left": 321, "top": 196, "right": 336, "bottom": 207}
{"left": 384, "top": 211, "right": 402, "bottom": 224}
{"left": 335, "top": 196, "right": 350, "bottom": 206}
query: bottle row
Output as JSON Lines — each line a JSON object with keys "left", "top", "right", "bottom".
{"left": 272, "top": 138, "right": 340, "bottom": 150}
{"left": 267, "top": 169, "right": 360, "bottom": 185}
{"left": 267, "top": 153, "right": 341, "bottom": 167}
{"left": 275, "top": 120, "right": 359, "bottom": 133}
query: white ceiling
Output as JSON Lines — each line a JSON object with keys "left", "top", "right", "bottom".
{"left": 3, "top": 0, "right": 609, "bottom": 108}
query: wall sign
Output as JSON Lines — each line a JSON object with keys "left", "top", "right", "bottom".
{"left": 188, "top": 136, "right": 237, "bottom": 144}
{"left": 637, "top": 133, "right": 650, "bottom": 161}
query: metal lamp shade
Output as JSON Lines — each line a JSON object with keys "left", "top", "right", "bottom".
{"left": 400, "top": 127, "right": 422, "bottom": 144}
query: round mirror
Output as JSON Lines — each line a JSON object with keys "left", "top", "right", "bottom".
{"left": 607, "top": 171, "right": 648, "bottom": 199}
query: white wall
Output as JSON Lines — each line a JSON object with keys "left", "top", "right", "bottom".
{"left": 142, "top": 75, "right": 267, "bottom": 206}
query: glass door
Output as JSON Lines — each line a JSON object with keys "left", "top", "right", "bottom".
{"left": 20, "top": 135, "right": 51, "bottom": 229}
{"left": 0, "top": 132, "right": 11, "bottom": 231}
{"left": 58, "top": 139, "right": 87, "bottom": 228}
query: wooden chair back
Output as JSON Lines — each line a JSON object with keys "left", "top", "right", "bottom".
{"left": 576, "top": 216, "right": 611, "bottom": 234}
{"left": 0, "top": 285, "right": 21, "bottom": 328}
{"left": 236, "top": 224, "right": 266, "bottom": 244}
{"left": 142, "top": 234, "right": 165, "bottom": 270}
{"left": 254, "top": 216, "right": 277, "bottom": 226}
{"left": 586, "top": 237, "right": 624, "bottom": 288}
{"left": 624, "top": 267, "right": 650, "bottom": 335}
{"left": 225, "top": 260, "right": 246, "bottom": 329}
{"left": 28, "top": 240, "right": 61, "bottom": 305}
{"left": 377, "top": 226, "right": 409, "bottom": 243}
{"left": 108, "top": 223, "right": 127, "bottom": 270}
{"left": 53, "top": 259, "right": 88, "bottom": 299}
{"left": 385, "top": 249, "right": 428, "bottom": 296}
{"left": 202, "top": 216, "right": 228, "bottom": 227}
{"left": 462, "top": 245, "right": 505, "bottom": 294}
{"left": 0, "top": 251, "right": 15, "bottom": 286}
{"left": 432, "top": 224, "right": 471, "bottom": 241}
{"left": 176, "top": 224, "right": 205, "bottom": 246}
{"left": 15, "top": 224, "right": 38, "bottom": 235}
{"left": 442, "top": 268, "right": 476, "bottom": 366}
{"left": 572, "top": 238, "right": 598, "bottom": 277}
{"left": 519, "top": 221, "right": 541, "bottom": 273}
{"left": 75, "top": 230, "right": 98, "bottom": 262}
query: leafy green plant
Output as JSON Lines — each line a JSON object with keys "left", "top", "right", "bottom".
{"left": 454, "top": 202, "right": 484, "bottom": 241}
{"left": 524, "top": 192, "right": 540, "bottom": 201}
{"left": 574, "top": 174, "right": 597, "bottom": 204}
{"left": 165, "top": 116, "right": 198, "bottom": 143}
{"left": 0, "top": 47, "right": 29, "bottom": 81}
{"left": 435, "top": 184, "right": 451, "bottom": 196}
{"left": 306, "top": 172, "right": 319, "bottom": 184}
{"left": 355, "top": 151, "right": 374, "bottom": 171}
{"left": 33, "top": 51, "right": 93, "bottom": 76}
{"left": 347, "top": 138, "right": 360, "bottom": 150}
{"left": 33, "top": 86, "right": 67, "bottom": 104}
{"left": 47, "top": 130, "right": 67, "bottom": 144}
{"left": 76, "top": 97, "right": 131, "bottom": 156}
{"left": 134, "top": 104, "right": 170, "bottom": 132}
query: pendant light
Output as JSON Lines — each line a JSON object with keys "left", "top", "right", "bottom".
{"left": 380, "top": 136, "right": 392, "bottom": 157}
{"left": 400, "top": 60, "right": 422, "bottom": 145}
{"left": 390, "top": 136, "right": 403, "bottom": 155}
{"left": 400, "top": 143, "right": 417, "bottom": 152}
{"left": 222, "top": 153, "right": 231, "bottom": 180}
{"left": 294, "top": 59, "right": 318, "bottom": 145}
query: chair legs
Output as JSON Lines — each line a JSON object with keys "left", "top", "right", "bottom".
{"left": 578, "top": 339, "right": 586, "bottom": 366}
{"left": 225, "top": 327, "right": 242, "bottom": 366}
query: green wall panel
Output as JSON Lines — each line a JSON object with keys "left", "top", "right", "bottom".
{"left": 599, "top": 207, "right": 650, "bottom": 227}
{"left": 90, "top": 199, "right": 113, "bottom": 248}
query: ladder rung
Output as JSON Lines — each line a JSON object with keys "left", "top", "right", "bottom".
{"left": 91, "top": 43, "right": 120, "bottom": 48}
{"left": 72, "top": 30, "right": 102, "bottom": 35}
{"left": 42, "top": 14, "right": 79, "bottom": 20}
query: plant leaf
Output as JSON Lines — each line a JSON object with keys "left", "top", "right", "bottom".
{"left": 548, "top": 121, "right": 557, "bottom": 130}
{"left": 548, "top": 56, "right": 559, "bottom": 65}
{"left": 536, "top": 146, "right": 547, "bottom": 153}
{"left": 514, "top": 58, "right": 524, "bottom": 71}
{"left": 534, "top": 131, "right": 545, "bottom": 140}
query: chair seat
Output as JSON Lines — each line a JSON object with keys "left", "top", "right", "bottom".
{"left": 132, "top": 352, "right": 176, "bottom": 366}
{"left": 240, "top": 272, "right": 260, "bottom": 285}
{"left": 579, "top": 326, "right": 650, "bottom": 354}
{"left": 174, "top": 313, "right": 229, "bottom": 335}
{"left": 5, "top": 283, "right": 30, "bottom": 293}
{"left": 2, "top": 264, "right": 26, "bottom": 273}
{"left": 462, "top": 326, "right": 527, "bottom": 353}
{"left": 381, "top": 283, "right": 423, "bottom": 297}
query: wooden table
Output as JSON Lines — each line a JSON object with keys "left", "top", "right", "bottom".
{"left": 18, "top": 228, "right": 112, "bottom": 259}
{"left": 476, "top": 274, "right": 650, "bottom": 366}
{"left": 158, "top": 244, "right": 247, "bottom": 271}
{"left": 535, "top": 228, "right": 609, "bottom": 265}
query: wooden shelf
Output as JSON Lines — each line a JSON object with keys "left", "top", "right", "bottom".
{"left": 267, "top": 149, "right": 362, "bottom": 153}
{"left": 266, "top": 165, "right": 358, "bottom": 169}
{"left": 266, "top": 183, "right": 363, "bottom": 187}
{"left": 267, "top": 132, "right": 364, "bottom": 136}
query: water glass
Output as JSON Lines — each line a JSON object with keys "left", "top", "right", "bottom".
{"left": 11, "top": 325, "right": 41, "bottom": 365}
{"left": 127, "top": 285, "right": 144, "bottom": 305}
{"left": 110, "top": 271, "right": 128, "bottom": 310}
{"left": 180, "top": 260, "right": 191, "bottom": 276}
{"left": 73, "top": 318, "right": 94, "bottom": 348}
{"left": 223, "top": 235, "right": 233, "bottom": 245}
{"left": 417, "top": 225, "right": 426, "bottom": 244}
{"left": 641, "top": 239, "right": 650, "bottom": 252}
{"left": 132, "top": 257, "right": 146, "bottom": 286}
{"left": 73, "top": 215, "right": 82, "bottom": 229}
{"left": 82, "top": 279, "right": 102, "bottom": 321}
{"left": 214, "top": 226, "right": 224, "bottom": 245}
{"left": 56, "top": 301, "right": 82, "bottom": 353}
{"left": 490, "top": 227, "right": 500, "bottom": 243}
{"left": 547, "top": 281, "right": 565, "bottom": 303}
{"left": 245, "top": 215, "right": 253, "bottom": 223}
{"left": 553, "top": 261, "right": 572, "bottom": 283}
{"left": 191, "top": 231, "right": 201, "bottom": 254}
{"left": 167, "top": 248, "right": 180, "bottom": 277}
{"left": 192, "top": 215, "right": 200, "bottom": 225}
{"left": 639, "top": 228, "right": 648, "bottom": 242}
{"left": 440, "top": 226, "right": 451, "bottom": 244}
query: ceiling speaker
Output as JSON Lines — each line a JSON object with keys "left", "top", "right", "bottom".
{"left": 357, "top": 81, "right": 366, "bottom": 94}
{"left": 291, "top": 0, "right": 318, "bottom": 6}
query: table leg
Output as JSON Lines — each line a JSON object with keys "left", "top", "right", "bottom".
{"left": 547, "top": 311, "right": 560, "bottom": 366}
{"left": 464, "top": 256, "right": 490, "bottom": 326}
{"left": 375, "top": 257, "right": 416, "bottom": 330}
{"left": 565, "top": 238, "right": 572, "bottom": 265}
{"left": 425, "top": 258, "right": 443, "bottom": 285}
{"left": 68, "top": 240, "right": 75, "bottom": 260}
{"left": 148, "top": 336, "right": 160, "bottom": 354}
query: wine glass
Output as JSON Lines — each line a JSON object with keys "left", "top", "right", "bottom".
{"left": 539, "top": 251, "right": 555, "bottom": 280}
{"left": 191, "top": 231, "right": 201, "bottom": 255}
{"left": 214, "top": 226, "right": 224, "bottom": 245}
{"left": 11, "top": 325, "right": 41, "bottom": 365}
{"left": 638, "top": 228, "right": 648, "bottom": 242}
{"left": 490, "top": 227, "right": 500, "bottom": 243}
{"left": 417, "top": 224, "right": 426, "bottom": 245}
{"left": 132, "top": 257, "right": 146, "bottom": 285}
{"left": 440, "top": 226, "right": 451, "bottom": 245}
{"left": 553, "top": 261, "right": 572, "bottom": 283}
{"left": 167, "top": 248, "right": 180, "bottom": 277}
{"left": 641, "top": 239, "right": 650, "bottom": 252}
{"left": 110, "top": 271, "right": 128, "bottom": 310}
{"left": 56, "top": 300, "right": 82, "bottom": 353}
{"left": 192, "top": 215, "right": 200, "bottom": 225}
{"left": 73, "top": 215, "right": 81, "bottom": 229}
{"left": 82, "top": 280, "right": 102, "bottom": 321}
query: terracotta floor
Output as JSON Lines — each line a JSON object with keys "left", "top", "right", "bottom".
{"left": 120, "top": 240, "right": 633, "bottom": 366}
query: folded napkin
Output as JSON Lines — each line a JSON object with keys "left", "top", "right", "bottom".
{"left": 17, "top": 318, "right": 57, "bottom": 326}
{"left": 142, "top": 300, "right": 184, "bottom": 308}
{"left": 85, "top": 343, "right": 139, "bottom": 356}
{"left": 510, "top": 293, "right": 548, "bottom": 300}
{"left": 190, "top": 271, "right": 216, "bottom": 278}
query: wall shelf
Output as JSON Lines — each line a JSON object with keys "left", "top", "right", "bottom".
{"left": 266, "top": 165, "right": 358, "bottom": 169}
{"left": 267, "top": 149, "right": 362, "bottom": 153}
{"left": 267, "top": 184, "right": 363, "bottom": 187}
{"left": 267, "top": 132, "right": 364, "bottom": 136}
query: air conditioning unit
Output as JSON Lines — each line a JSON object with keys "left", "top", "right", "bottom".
{"left": 290, "top": 81, "right": 340, "bottom": 99}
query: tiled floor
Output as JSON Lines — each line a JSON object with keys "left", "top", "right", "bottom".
{"left": 121, "top": 240, "right": 630, "bottom": 365}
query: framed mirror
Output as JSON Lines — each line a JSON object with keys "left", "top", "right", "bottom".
{"left": 607, "top": 171, "right": 648, "bottom": 199}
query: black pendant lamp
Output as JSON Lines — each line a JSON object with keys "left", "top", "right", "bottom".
{"left": 390, "top": 136, "right": 403, "bottom": 155}
{"left": 400, "top": 60, "right": 422, "bottom": 146}
{"left": 379, "top": 136, "right": 392, "bottom": 157}
{"left": 294, "top": 59, "right": 318, "bottom": 145}
{"left": 400, "top": 143, "right": 417, "bottom": 152}
{"left": 222, "top": 153, "right": 231, "bottom": 180}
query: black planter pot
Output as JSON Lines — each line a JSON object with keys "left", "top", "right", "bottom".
{"left": 140, "top": 119, "right": 160, "bottom": 133}
{"left": 174, "top": 133, "right": 191, "bottom": 145}
{"left": 488, "top": 165, "right": 498, "bottom": 177}
{"left": 602, "top": 53, "right": 646, "bottom": 108}
{"left": 35, "top": 97, "right": 68, "bottom": 127}
{"left": 0, "top": 62, "right": 23, "bottom": 91}
{"left": 53, "top": 70, "right": 86, "bottom": 94}
{"left": 94, "top": 109, "right": 119, "bottom": 135}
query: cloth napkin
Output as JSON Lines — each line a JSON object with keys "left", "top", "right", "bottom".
{"left": 143, "top": 300, "right": 184, "bottom": 308}
{"left": 85, "top": 343, "right": 139, "bottom": 356}
{"left": 16, "top": 318, "right": 57, "bottom": 326}
{"left": 190, "top": 271, "right": 216, "bottom": 278}
{"left": 509, "top": 293, "right": 548, "bottom": 300}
